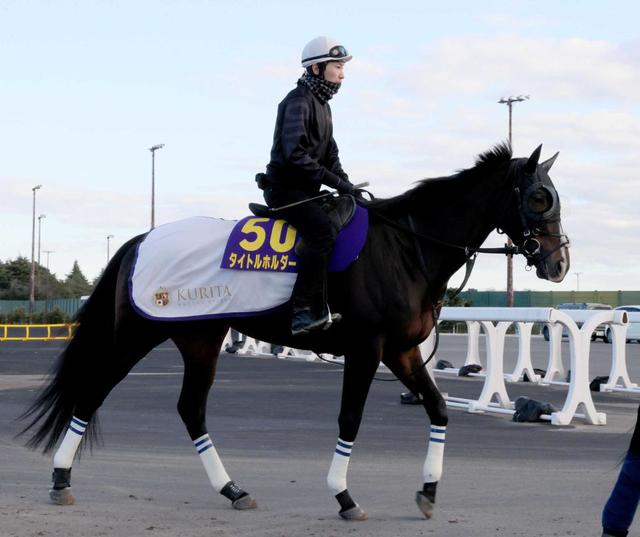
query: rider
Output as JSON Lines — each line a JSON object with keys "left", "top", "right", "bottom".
{"left": 257, "top": 36, "right": 356, "bottom": 336}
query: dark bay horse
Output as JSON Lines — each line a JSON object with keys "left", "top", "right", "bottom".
{"left": 22, "top": 143, "right": 570, "bottom": 520}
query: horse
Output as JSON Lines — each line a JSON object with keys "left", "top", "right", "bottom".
{"left": 21, "top": 143, "right": 570, "bottom": 521}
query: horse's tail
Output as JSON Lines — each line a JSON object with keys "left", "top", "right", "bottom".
{"left": 19, "top": 234, "right": 144, "bottom": 453}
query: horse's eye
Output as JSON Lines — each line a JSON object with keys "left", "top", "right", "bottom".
{"left": 527, "top": 188, "right": 553, "bottom": 214}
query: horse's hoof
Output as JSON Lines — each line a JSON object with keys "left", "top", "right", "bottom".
{"left": 232, "top": 494, "right": 257, "bottom": 510}
{"left": 49, "top": 487, "right": 75, "bottom": 506}
{"left": 415, "top": 491, "right": 434, "bottom": 519}
{"left": 339, "top": 504, "right": 368, "bottom": 521}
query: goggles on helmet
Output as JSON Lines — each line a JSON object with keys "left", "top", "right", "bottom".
{"left": 328, "top": 45, "right": 349, "bottom": 59}
{"left": 303, "top": 45, "right": 350, "bottom": 65}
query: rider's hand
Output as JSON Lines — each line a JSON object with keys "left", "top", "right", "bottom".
{"left": 336, "top": 180, "right": 356, "bottom": 195}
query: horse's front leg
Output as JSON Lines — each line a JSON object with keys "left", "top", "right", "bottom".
{"left": 384, "top": 345, "right": 448, "bottom": 519}
{"left": 328, "top": 343, "right": 381, "bottom": 521}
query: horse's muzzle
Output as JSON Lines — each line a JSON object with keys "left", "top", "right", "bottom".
{"left": 536, "top": 244, "right": 570, "bottom": 282}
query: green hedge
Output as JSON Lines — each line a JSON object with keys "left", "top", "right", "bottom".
{"left": 0, "top": 307, "right": 70, "bottom": 324}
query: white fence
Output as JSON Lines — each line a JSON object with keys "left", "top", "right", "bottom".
{"left": 428, "top": 307, "right": 631, "bottom": 426}
{"left": 224, "top": 308, "right": 637, "bottom": 426}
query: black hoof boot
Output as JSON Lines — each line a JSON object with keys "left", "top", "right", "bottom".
{"left": 415, "top": 482, "right": 437, "bottom": 519}
{"left": 49, "top": 468, "right": 75, "bottom": 505}
{"left": 336, "top": 489, "right": 367, "bottom": 521}
{"left": 220, "top": 480, "right": 257, "bottom": 510}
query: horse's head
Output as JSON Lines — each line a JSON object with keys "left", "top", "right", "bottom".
{"left": 500, "top": 145, "right": 570, "bottom": 282}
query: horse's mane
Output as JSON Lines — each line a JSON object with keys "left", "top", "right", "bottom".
{"left": 365, "top": 142, "right": 513, "bottom": 214}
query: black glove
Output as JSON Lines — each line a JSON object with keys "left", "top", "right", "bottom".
{"left": 336, "top": 179, "right": 355, "bottom": 195}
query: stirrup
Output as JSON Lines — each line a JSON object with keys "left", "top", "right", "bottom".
{"left": 322, "top": 306, "right": 342, "bottom": 330}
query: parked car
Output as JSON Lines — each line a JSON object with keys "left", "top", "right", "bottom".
{"left": 542, "top": 302, "right": 612, "bottom": 341}
{"left": 604, "top": 305, "right": 640, "bottom": 343}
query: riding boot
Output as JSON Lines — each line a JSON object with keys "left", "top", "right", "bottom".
{"left": 291, "top": 254, "right": 340, "bottom": 336}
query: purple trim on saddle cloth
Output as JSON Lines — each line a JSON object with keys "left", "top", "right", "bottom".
{"left": 220, "top": 206, "right": 368, "bottom": 274}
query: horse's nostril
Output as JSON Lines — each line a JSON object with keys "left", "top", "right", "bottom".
{"left": 556, "top": 259, "right": 565, "bottom": 274}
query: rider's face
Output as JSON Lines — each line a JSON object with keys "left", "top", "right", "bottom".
{"left": 315, "top": 61, "right": 345, "bottom": 84}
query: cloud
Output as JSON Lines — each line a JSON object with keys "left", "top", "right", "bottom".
{"left": 401, "top": 34, "right": 640, "bottom": 102}
{"left": 2, "top": 33, "right": 638, "bottom": 290}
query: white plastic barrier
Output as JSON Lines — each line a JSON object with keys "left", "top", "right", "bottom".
{"left": 547, "top": 309, "right": 626, "bottom": 425}
{"left": 276, "top": 346, "right": 319, "bottom": 361}
{"left": 233, "top": 336, "right": 273, "bottom": 356}
{"left": 426, "top": 307, "right": 629, "bottom": 425}
{"left": 433, "top": 308, "right": 554, "bottom": 418}
{"left": 224, "top": 307, "right": 630, "bottom": 426}
{"left": 601, "top": 311, "right": 639, "bottom": 392}
{"left": 222, "top": 330, "right": 233, "bottom": 351}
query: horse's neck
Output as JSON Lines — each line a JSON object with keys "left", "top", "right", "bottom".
{"left": 409, "top": 165, "right": 513, "bottom": 291}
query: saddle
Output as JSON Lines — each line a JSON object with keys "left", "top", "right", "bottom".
{"left": 248, "top": 193, "right": 358, "bottom": 233}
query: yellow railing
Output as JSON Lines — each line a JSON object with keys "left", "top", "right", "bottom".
{"left": 0, "top": 323, "right": 76, "bottom": 341}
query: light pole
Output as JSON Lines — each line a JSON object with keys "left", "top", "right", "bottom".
{"left": 107, "top": 234, "right": 114, "bottom": 263}
{"left": 574, "top": 272, "right": 583, "bottom": 293}
{"left": 149, "top": 144, "right": 165, "bottom": 229}
{"left": 43, "top": 250, "right": 54, "bottom": 271}
{"left": 498, "top": 95, "right": 530, "bottom": 307}
{"left": 37, "top": 214, "right": 46, "bottom": 266}
{"left": 29, "top": 184, "right": 43, "bottom": 314}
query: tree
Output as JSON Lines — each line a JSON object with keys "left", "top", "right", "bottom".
{"left": 63, "top": 261, "right": 92, "bottom": 298}
{"left": 37, "top": 265, "right": 68, "bottom": 299}
{"left": 0, "top": 257, "right": 31, "bottom": 299}
{"left": 91, "top": 268, "right": 105, "bottom": 288}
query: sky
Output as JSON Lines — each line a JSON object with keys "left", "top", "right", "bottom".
{"left": 1, "top": 0, "right": 638, "bottom": 292}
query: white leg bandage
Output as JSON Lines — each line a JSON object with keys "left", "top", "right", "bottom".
{"left": 423, "top": 425, "right": 446, "bottom": 483}
{"left": 194, "top": 434, "right": 231, "bottom": 492}
{"left": 53, "top": 416, "right": 88, "bottom": 469}
{"left": 327, "top": 438, "right": 353, "bottom": 495}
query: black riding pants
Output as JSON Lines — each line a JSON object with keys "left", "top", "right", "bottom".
{"left": 264, "top": 188, "right": 336, "bottom": 254}
{"left": 263, "top": 187, "right": 336, "bottom": 311}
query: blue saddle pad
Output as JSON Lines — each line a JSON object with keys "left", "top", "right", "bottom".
{"left": 220, "top": 205, "right": 368, "bottom": 273}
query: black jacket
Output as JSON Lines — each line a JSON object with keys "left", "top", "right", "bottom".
{"left": 265, "top": 84, "right": 349, "bottom": 196}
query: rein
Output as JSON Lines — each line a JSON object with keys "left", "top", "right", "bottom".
{"left": 366, "top": 205, "right": 519, "bottom": 258}
{"left": 347, "top": 173, "right": 526, "bottom": 385}
{"left": 368, "top": 208, "right": 514, "bottom": 303}
{"left": 320, "top": 164, "right": 567, "bottom": 386}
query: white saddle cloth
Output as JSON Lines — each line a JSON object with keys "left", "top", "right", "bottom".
{"left": 130, "top": 216, "right": 297, "bottom": 320}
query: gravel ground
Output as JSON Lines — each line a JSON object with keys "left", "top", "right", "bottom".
{"left": 1, "top": 336, "right": 639, "bottom": 537}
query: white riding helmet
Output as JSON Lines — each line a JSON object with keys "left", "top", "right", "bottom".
{"left": 301, "top": 36, "right": 352, "bottom": 68}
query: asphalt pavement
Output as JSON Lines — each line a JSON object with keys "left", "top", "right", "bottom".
{"left": 1, "top": 336, "right": 640, "bottom": 537}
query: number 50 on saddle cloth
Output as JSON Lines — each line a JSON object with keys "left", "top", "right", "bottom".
{"left": 129, "top": 206, "right": 368, "bottom": 320}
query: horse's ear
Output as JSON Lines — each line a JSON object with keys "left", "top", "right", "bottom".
{"left": 540, "top": 151, "right": 559, "bottom": 173}
{"left": 524, "top": 144, "right": 542, "bottom": 174}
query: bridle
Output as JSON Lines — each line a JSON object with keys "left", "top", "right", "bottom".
{"left": 365, "top": 159, "right": 569, "bottom": 281}
{"left": 510, "top": 178, "right": 570, "bottom": 270}
{"left": 354, "top": 158, "right": 571, "bottom": 383}
{"left": 316, "top": 152, "right": 570, "bottom": 384}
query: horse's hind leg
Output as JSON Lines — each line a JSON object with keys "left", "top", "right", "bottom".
{"left": 49, "top": 330, "right": 166, "bottom": 505}
{"left": 172, "top": 323, "right": 257, "bottom": 511}
{"left": 383, "top": 345, "right": 448, "bottom": 519}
